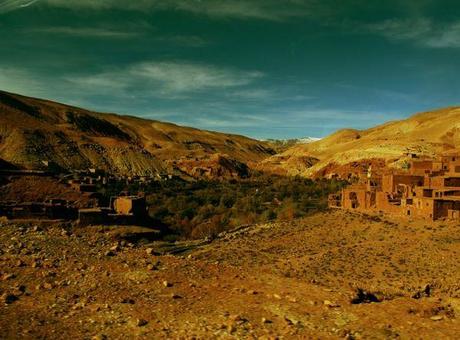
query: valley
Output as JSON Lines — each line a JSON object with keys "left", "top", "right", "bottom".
{"left": 3, "top": 1, "right": 460, "bottom": 338}
{"left": 1, "top": 91, "right": 460, "bottom": 339}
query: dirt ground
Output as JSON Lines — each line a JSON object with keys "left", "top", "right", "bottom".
{"left": 1, "top": 210, "right": 460, "bottom": 339}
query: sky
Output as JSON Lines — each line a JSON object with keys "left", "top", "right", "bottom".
{"left": 1, "top": 0, "right": 460, "bottom": 139}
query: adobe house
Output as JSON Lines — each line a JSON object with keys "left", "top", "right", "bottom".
{"left": 409, "top": 160, "right": 434, "bottom": 175}
{"left": 341, "top": 184, "right": 375, "bottom": 210}
{"left": 329, "top": 153, "right": 460, "bottom": 221}
{"left": 328, "top": 193, "right": 342, "bottom": 208}
{"left": 112, "top": 196, "right": 147, "bottom": 216}
{"left": 0, "top": 201, "right": 78, "bottom": 221}
{"left": 76, "top": 195, "right": 148, "bottom": 226}
{"left": 68, "top": 179, "right": 97, "bottom": 193}
{"left": 381, "top": 174, "right": 424, "bottom": 193}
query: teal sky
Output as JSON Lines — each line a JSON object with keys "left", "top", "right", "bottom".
{"left": 1, "top": 0, "right": 460, "bottom": 139}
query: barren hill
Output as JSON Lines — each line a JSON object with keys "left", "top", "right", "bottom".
{"left": 260, "top": 107, "right": 460, "bottom": 177}
{"left": 0, "top": 91, "right": 274, "bottom": 177}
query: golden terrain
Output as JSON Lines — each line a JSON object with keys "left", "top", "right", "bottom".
{"left": 1, "top": 210, "right": 459, "bottom": 339}
{"left": 260, "top": 107, "right": 460, "bottom": 177}
{"left": 5, "top": 89, "right": 460, "bottom": 179}
{"left": 0, "top": 91, "right": 273, "bottom": 177}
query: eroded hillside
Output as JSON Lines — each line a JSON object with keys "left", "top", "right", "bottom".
{"left": 0, "top": 91, "right": 274, "bottom": 177}
{"left": 261, "top": 107, "right": 460, "bottom": 177}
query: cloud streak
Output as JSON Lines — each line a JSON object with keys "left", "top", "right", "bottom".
{"left": 1, "top": 0, "right": 313, "bottom": 21}
{"left": 368, "top": 18, "right": 460, "bottom": 48}
{"left": 28, "top": 26, "right": 140, "bottom": 38}
{"left": 66, "top": 61, "right": 264, "bottom": 96}
{"left": 0, "top": 0, "right": 35, "bottom": 13}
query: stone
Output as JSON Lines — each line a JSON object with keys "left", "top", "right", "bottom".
{"left": 43, "top": 282, "right": 54, "bottom": 290}
{"left": 2, "top": 293, "right": 19, "bottom": 304}
{"left": 146, "top": 264, "right": 157, "bottom": 271}
{"left": 2, "top": 273, "right": 15, "bottom": 281}
{"left": 146, "top": 248, "right": 154, "bottom": 255}
{"left": 121, "top": 298, "right": 135, "bottom": 304}
{"left": 323, "top": 300, "right": 340, "bottom": 308}
{"left": 227, "top": 324, "right": 236, "bottom": 334}
{"left": 261, "top": 317, "right": 272, "bottom": 324}
{"left": 136, "top": 319, "right": 148, "bottom": 327}
{"left": 163, "top": 280, "right": 172, "bottom": 287}
{"left": 14, "top": 285, "right": 26, "bottom": 295}
{"left": 430, "top": 315, "right": 443, "bottom": 321}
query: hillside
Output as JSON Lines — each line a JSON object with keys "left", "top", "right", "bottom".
{"left": 1, "top": 210, "right": 459, "bottom": 338}
{"left": 261, "top": 107, "right": 460, "bottom": 177}
{"left": 0, "top": 91, "right": 274, "bottom": 177}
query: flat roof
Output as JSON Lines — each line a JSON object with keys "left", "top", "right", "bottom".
{"left": 433, "top": 197, "right": 460, "bottom": 202}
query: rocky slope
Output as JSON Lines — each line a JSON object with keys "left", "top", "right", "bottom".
{"left": 1, "top": 210, "right": 460, "bottom": 338}
{"left": 0, "top": 91, "right": 274, "bottom": 177}
{"left": 261, "top": 107, "right": 460, "bottom": 177}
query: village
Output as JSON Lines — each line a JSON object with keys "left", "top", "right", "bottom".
{"left": 4, "top": 152, "right": 460, "bottom": 227}
{"left": 0, "top": 166, "right": 175, "bottom": 227}
{"left": 329, "top": 153, "right": 460, "bottom": 220}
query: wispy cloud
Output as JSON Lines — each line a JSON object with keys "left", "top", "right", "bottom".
{"left": 368, "top": 18, "right": 460, "bottom": 48}
{"left": 22, "top": 24, "right": 207, "bottom": 45}
{"left": 169, "top": 0, "right": 311, "bottom": 21}
{"left": 28, "top": 26, "right": 140, "bottom": 38}
{"left": 227, "top": 89, "right": 274, "bottom": 100}
{"left": 1, "top": 0, "right": 313, "bottom": 21}
{"left": 0, "top": 0, "right": 36, "bottom": 13}
{"left": 153, "top": 35, "right": 208, "bottom": 47}
{"left": 66, "top": 61, "right": 264, "bottom": 97}
{"left": 425, "top": 22, "right": 460, "bottom": 48}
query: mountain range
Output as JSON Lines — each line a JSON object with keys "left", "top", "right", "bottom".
{"left": 261, "top": 106, "right": 460, "bottom": 177}
{"left": 1, "top": 90, "right": 460, "bottom": 179}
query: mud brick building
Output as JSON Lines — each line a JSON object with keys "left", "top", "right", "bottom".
{"left": 112, "top": 196, "right": 146, "bottom": 216}
{"left": 329, "top": 153, "right": 460, "bottom": 220}
{"left": 0, "top": 199, "right": 78, "bottom": 220}
{"left": 77, "top": 195, "right": 148, "bottom": 226}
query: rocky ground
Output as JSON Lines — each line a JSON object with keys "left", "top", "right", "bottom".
{"left": 1, "top": 210, "right": 460, "bottom": 339}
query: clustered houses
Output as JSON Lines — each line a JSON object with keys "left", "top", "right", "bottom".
{"left": 0, "top": 195, "right": 148, "bottom": 226}
{"left": 0, "top": 167, "right": 154, "bottom": 226}
{"left": 0, "top": 199, "right": 78, "bottom": 220}
{"left": 329, "top": 153, "right": 460, "bottom": 220}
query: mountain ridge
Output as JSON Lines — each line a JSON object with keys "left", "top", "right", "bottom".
{"left": 0, "top": 90, "right": 275, "bottom": 177}
{"left": 261, "top": 106, "right": 460, "bottom": 177}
